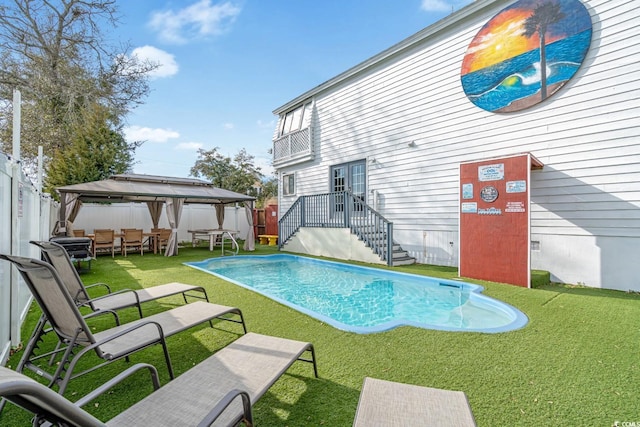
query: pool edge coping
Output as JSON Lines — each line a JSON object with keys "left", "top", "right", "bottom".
{"left": 184, "top": 254, "right": 529, "bottom": 334}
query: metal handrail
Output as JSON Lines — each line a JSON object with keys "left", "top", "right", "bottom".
{"left": 221, "top": 232, "right": 239, "bottom": 256}
{"left": 278, "top": 191, "right": 393, "bottom": 266}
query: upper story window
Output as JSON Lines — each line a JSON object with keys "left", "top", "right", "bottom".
{"left": 278, "top": 102, "right": 312, "bottom": 137}
{"left": 273, "top": 101, "right": 315, "bottom": 168}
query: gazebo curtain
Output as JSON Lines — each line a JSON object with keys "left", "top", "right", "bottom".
{"left": 65, "top": 193, "right": 83, "bottom": 224}
{"left": 243, "top": 202, "right": 255, "bottom": 251}
{"left": 215, "top": 204, "right": 225, "bottom": 229}
{"left": 146, "top": 201, "right": 163, "bottom": 229}
{"left": 164, "top": 197, "right": 184, "bottom": 256}
{"left": 54, "top": 192, "right": 83, "bottom": 236}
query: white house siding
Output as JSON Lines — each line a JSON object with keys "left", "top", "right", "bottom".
{"left": 274, "top": 0, "right": 640, "bottom": 292}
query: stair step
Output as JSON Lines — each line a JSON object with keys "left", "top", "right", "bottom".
{"left": 392, "top": 256, "right": 416, "bottom": 266}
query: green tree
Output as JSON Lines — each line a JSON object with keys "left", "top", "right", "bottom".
{"left": 44, "top": 103, "right": 135, "bottom": 198}
{"left": 0, "top": 0, "right": 155, "bottom": 174}
{"left": 260, "top": 176, "right": 278, "bottom": 207}
{"left": 522, "top": 1, "right": 565, "bottom": 100}
{"left": 190, "top": 147, "right": 264, "bottom": 197}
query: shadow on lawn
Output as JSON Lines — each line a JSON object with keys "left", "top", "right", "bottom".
{"left": 255, "top": 374, "right": 360, "bottom": 425}
{"left": 536, "top": 282, "right": 640, "bottom": 301}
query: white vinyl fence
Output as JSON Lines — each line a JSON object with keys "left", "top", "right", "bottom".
{"left": 71, "top": 203, "right": 252, "bottom": 245}
{"left": 0, "top": 153, "right": 57, "bottom": 365}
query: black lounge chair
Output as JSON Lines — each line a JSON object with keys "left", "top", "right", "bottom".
{"left": 0, "top": 332, "right": 317, "bottom": 426}
{"left": 0, "top": 254, "right": 247, "bottom": 396}
{"left": 31, "top": 240, "right": 209, "bottom": 319}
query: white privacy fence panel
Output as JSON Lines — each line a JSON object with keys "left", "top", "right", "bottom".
{"left": 0, "top": 158, "right": 13, "bottom": 366}
{"left": 72, "top": 203, "right": 251, "bottom": 243}
{"left": 0, "top": 153, "right": 57, "bottom": 365}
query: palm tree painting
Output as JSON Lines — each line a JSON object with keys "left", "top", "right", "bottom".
{"left": 523, "top": 2, "right": 565, "bottom": 100}
{"left": 460, "top": 0, "right": 592, "bottom": 113}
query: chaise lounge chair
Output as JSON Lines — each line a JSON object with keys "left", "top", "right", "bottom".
{"left": 32, "top": 240, "right": 209, "bottom": 319}
{"left": 0, "top": 254, "right": 247, "bottom": 397}
{"left": 353, "top": 377, "right": 476, "bottom": 426}
{"left": 0, "top": 332, "right": 318, "bottom": 426}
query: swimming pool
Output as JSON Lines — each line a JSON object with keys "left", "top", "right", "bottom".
{"left": 186, "top": 254, "right": 528, "bottom": 334}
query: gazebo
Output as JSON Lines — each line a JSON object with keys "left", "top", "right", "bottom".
{"left": 55, "top": 174, "right": 256, "bottom": 256}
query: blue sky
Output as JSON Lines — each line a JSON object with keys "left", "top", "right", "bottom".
{"left": 117, "top": 0, "right": 473, "bottom": 179}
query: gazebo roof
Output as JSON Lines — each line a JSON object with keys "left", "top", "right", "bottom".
{"left": 57, "top": 174, "right": 255, "bottom": 204}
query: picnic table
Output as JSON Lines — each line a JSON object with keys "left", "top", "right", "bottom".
{"left": 188, "top": 229, "right": 240, "bottom": 255}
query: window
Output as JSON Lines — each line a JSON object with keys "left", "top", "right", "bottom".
{"left": 278, "top": 102, "right": 312, "bottom": 137}
{"left": 283, "top": 173, "right": 295, "bottom": 196}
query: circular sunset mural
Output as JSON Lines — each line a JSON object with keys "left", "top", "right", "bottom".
{"left": 460, "top": 0, "right": 592, "bottom": 113}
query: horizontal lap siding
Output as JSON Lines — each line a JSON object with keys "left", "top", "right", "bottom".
{"left": 277, "top": 0, "right": 640, "bottom": 287}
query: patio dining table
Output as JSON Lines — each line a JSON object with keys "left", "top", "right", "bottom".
{"left": 188, "top": 229, "right": 240, "bottom": 255}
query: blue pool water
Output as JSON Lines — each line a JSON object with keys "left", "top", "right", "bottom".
{"left": 186, "top": 254, "right": 528, "bottom": 334}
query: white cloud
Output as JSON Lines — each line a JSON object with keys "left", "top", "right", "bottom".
{"left": 124, "top": 126, "right": 180, "bottom": 143}
{"left": 131, "top": 45, "right": 179, "bottom": 78}
{"left": 255, "top": 156, "right": 274, "bottom": 177}
{"left": 149, "top": 0, "right": 241, "bottom": 44}
{"left": 175, "top": 142, "right": 204, "bottom": 150}
{"left": 420, "top": 0, "right": 472, "bottom": 13}
{"left": 223, "top": 122, "right": 235, "bottom": 130}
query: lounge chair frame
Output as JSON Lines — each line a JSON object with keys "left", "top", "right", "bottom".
{"left": 0, "top": 254, "right": 247, "bottom": 397}
{"left": 32, "top": 240, "right": 210, "bottom": 319}
{"left": 0, "top": 332, "right": 317, "bottom": 426}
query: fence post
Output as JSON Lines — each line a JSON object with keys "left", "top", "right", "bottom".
{"left": 10, "top": 89, "right": 23, "bottom": 348}
{"left": 10, "top": 161, "right": 22, "bottom": 347}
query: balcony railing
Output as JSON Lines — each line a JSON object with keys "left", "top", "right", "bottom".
{"left": 278, "top": 191, "right": 394, "bottom": 266}
{"left": 273, "top": 127, "right": 313, "bottom": 167}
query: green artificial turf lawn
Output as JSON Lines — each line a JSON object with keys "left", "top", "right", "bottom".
{"left": 1, "top": 243, "right": 638, "bottom": 426}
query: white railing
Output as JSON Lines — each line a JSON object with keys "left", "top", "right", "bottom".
{"left": 279, "top": 191, "right": 394, "bottom": 266}
{"left": 272, "top": 127, "right": 313, "bottom": 166}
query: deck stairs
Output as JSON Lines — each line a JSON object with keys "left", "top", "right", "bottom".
{"left": 279, "top": 191, "right": 415, "bottom": 266}
{"left": 353, "top": 221, "right": 415, "bottom": 266}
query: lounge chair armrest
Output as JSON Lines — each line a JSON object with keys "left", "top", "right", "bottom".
{"left": 85, "top": 288, "right": 141, "bottom": 305}
{"left": 84, "top": 282, "right": 112, "bottom": 295}
{"left": 74, "top": 363, "right": 161, "bottom": 408}
{"left": 196, "top": 389, "right": 253, "bottom": 427}
{"left": 82, "top": 308, "right": 121, "bottom": 326}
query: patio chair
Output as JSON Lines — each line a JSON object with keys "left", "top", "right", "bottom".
{"left": 0, "top": 331, "right": 317, "bottom": 426}
{"left": 152, "top": 228, "right": 172, "bottom": 253}
{"left": 0, "top": 254, "right": 247, "bottom": 396}
{"left": 121, "top": 228, "right": 144, "bottom": 256}
{"left": 93, "top": 229, "right": 115, "bottom": 258}
{"left": 353, "top": 377, "right": 477, "bottom": 426}
{"left": 31, "top": 240, "right": 210, "bottom": 319}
